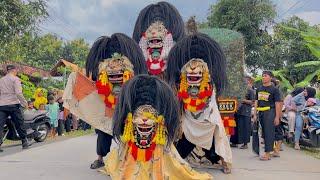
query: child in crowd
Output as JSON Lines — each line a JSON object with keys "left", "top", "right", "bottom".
{"left": 38, "top": 103, "right": 46, "bottom": 111}
{"left": 57, "top": 97, "right": 65, "bottom": 136}
{"left": 27, "top": 100, "right": 36, "bottom": 112}
{"left": 306, "top": 98, "right": 317, "bottom": 107}
{"left": 46, "top": 95, "right": 59, "bottom": 137}
{"left": 303, "top": 98, "right": 318, "bottom": 129}
{"left": 34, "top": 88, "right": 48, "bottom": 110}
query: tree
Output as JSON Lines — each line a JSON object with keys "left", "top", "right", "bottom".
{"left": 61, "top": 38, "right": 90, "bottom": 67}
{"left": 255, "top": 23, "right": 320, "bottom": 91}
{"left": 273, "top": 16, "right": 319, "bottom": 85}
{"left": 19, "top": 74, "right": 36, "bottom": 100}
{"left": 0, "top": 0, "right": 47, "bottom": 45}
{"left": 207, "top": 0, "right": 276, "bottom": 72}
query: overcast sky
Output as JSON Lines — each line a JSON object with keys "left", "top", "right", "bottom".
{"left": 40, "top": 0, "right": 320, "bottom": 43}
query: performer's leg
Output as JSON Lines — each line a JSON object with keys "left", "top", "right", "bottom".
{"left": 273, "top": 125, "right": 283, "bottom": 157}
{"left": 203, "top": 137, "right": 221, "bottom": 164}
{"left": 260, "top": 110, "right": 275, "bottom": 160}
{"left": 57, "top": 119, "right": 64, "bottom": 136}
{"left": 237, "top": 115, "right": 246, "bottom": 146}
{"left": 287, "top": 111, "right": 296, "bottom": 137}
{"left": 294, "top": 113, "right": 303, "bottom": 150}
{"left": 175, "top": 134, "right": 196, "bottom": 159}
{"left": 98, "top": 130, "right": 113, "bottom": 157}
{"left": 91, "top": 129, "right": 112, "bottom": 169}
{"left": 242, "top": 115, "right": 251, "bottom": 148}
{"left": 205, "top": 138, "right": 232, "bottom": 174}
{"left": 64, "top": 115, "right": 71, "bottom": 132}
{"left": 230, "top": 113, "right": 239, "bottom": 147}
{"left": 0, "top": 109, "right": 8, "bottom": 152}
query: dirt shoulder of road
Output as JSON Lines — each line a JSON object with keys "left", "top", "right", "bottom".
{"left": 3, "top": 129, "right": 94, "bottom": 147}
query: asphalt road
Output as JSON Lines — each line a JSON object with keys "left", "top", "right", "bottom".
{"left": 0, "top": 134, "right": 319, "bottom": 180}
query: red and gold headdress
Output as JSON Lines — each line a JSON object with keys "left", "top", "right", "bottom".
{"left": 95, "top": 53, "right": 134, "bottom": 109}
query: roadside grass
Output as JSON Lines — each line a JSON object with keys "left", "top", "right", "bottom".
{"left": 3, "top": 129, "right": 94, "bottom": 146}
{"left": 286, "top": 142, "right": 320, "bottom": 159}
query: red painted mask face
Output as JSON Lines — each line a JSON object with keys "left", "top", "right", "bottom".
{"left": 178, "top": 59, "right": 213, "bottom": 112}
{"left": 139, "top": 21, "right": 174, "bottom": 75}
{"left": 95, "top": 53, "right": 134, "bottom": 109}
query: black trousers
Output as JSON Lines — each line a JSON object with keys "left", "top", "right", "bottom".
{"left": 175, "top": 134, "right": 221, "bottom": 164}
{"left": 64, "top": 116, "right": 72, "bottom": 133}
{"left": 0, "top": 104, "right": 27, "bottom": 145}
{"left": 238, "top": 115, "right": 251, "bottom": 144}
{"left": 259, "top": 109, "right": 275, "bottom": 152}
{"left": 274, "top": 125, "right": 284, "bottom": 141}
{"left": 57, "top": 119, "right": 64, "bottom": 136}
{"left": 95, "top": 129, "right": 112, "bottom": 157}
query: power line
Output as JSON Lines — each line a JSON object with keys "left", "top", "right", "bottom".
{"left": 47, "top": 6, "right": 78, "bottom": 35}
{"left": 278, "top": 0, "right": 302, "bottom": 19}
{"left": 38, "top": 25, "right": 71, "bottom": 41}
{"left": 276, "top": 0, "right": 311, "bottom": 22}
{"left": 44, "top": 16, "right": 74, "bottom": 37}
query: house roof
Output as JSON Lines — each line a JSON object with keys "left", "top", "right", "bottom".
{"left": 0, "top": 61, "right": 50, "bottom": 77}
{"left": 50, "top": 59, "right": 84, "bottom": 76}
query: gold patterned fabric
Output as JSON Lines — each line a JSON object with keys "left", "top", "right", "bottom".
{"left": 104, "top": 144, "right": 213, "bottom": 180}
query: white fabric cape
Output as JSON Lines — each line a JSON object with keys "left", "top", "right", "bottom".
{"left": 62, "top": 72, "right": 113, "bottom": 135}
{"left": 182, "top": 92, "right": 232, "bottom": 164}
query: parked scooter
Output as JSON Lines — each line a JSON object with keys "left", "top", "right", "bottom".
{"left": 300, "top": 106, "right": 320, "bottom": 147}
{"left": 281, "top": 106, "right": 320, "bottom": 147}
{"left": 2, "top": 110, "right": 51, "bottom": 143}
{"left": 280, "top": 111, "right": 291, "bottom": 142}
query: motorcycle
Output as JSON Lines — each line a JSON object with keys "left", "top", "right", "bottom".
{"left": 281, "top": 106, "right": 320, "bottom": 147}
{"left": 300, "top": 106, "right": 320, "bottom": 147}
{"left": 280, "top": 111, "right": 291, "bottom": 142}
{"left": 2, "top": 110, "right": 51, "bottom": 143}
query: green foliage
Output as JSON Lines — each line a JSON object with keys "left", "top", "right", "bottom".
{"left": 38, "top": 77, "right": 64, "bottom": 90}
{"left": 294, "top": 61, "right": 320, "bottom": 68}
{"left": 207, "top": 0, "right": 276, "bottom": 72}
{"left": 200, "top": 28, "right": 247, "bottom": 100}
{"left": 200, "top": 28, "right": 243, "bottom": 47}
{"left": 295, "top": 69, "right": 320, "bottom": 87}
{"left": 19, "top": 74, "right": 36, "bottom": 100}
{"left": 31, "top": 72, "right": 41, "bottom": 78}
{"left": 57, "top": 66, "right": 73, "bottom": 75}
{"left": 0, "top": 0, "right": 48, "bottom": 45}
{"left": 254, "top": 70, "right": 293, "bottom": 94}
{"left": 0, "top": 33, "right": 63, "bottom": 70}
{"left": 61, "top": 38, "right": 89, "bottom": 67}
{"left": 0, "top": 32, "right": 90, "bottom": 70}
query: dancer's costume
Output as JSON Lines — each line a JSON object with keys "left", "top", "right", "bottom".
{"left": 62, "top": 33, "right": 147, "bottom": 136}
{"left": 104, "top": 75, "right": 212, "bottom": 180}
{"left": 166, "top": 33, "right": 232, "bottom": 170}
{"left": 132, "top": 1, "right": 185, "bottom": 77}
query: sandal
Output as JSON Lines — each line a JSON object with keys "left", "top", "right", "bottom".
{"left": 239, "top": 144, "right": 248, "bottom": 149}
{"left": 230, "top": 143, "right": 237, "bottom": 148}
{"left": 222, "top": 166, "right": 232, "bottom": 174}
{"left": 259, "top": 155, "right": 271, "bottom": 161}
{"left": 90, "top": 159, "right": 105, "bottom": 169}
{"left": 221, "top": 161, "right": 232, "bottom": 174}
{"left": 272, "top": 152, "right": 280, "bottom": 157}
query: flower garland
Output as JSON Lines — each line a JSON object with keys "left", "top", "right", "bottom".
{"left": 178, "top": 71, "right": 213, "bottom": 112}
{"left": 121, "top": 111, "right": 167, "bottom": 162}
{"left": 121, "top": 113, "right": 134, "bottom": 142}
{"left": 96, "top": 70, "right": 133, "bottom": 109}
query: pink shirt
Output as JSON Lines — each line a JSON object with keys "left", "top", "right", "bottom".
{"left": 0, "top": 74, "right": 28, "bottom": 107}
{"left": 283, "top": 94, "right": 296, "bottom": 112}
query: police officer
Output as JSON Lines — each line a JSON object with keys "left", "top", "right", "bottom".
{"left": 0, "top": 65, "right": 30, "bottom": 152}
